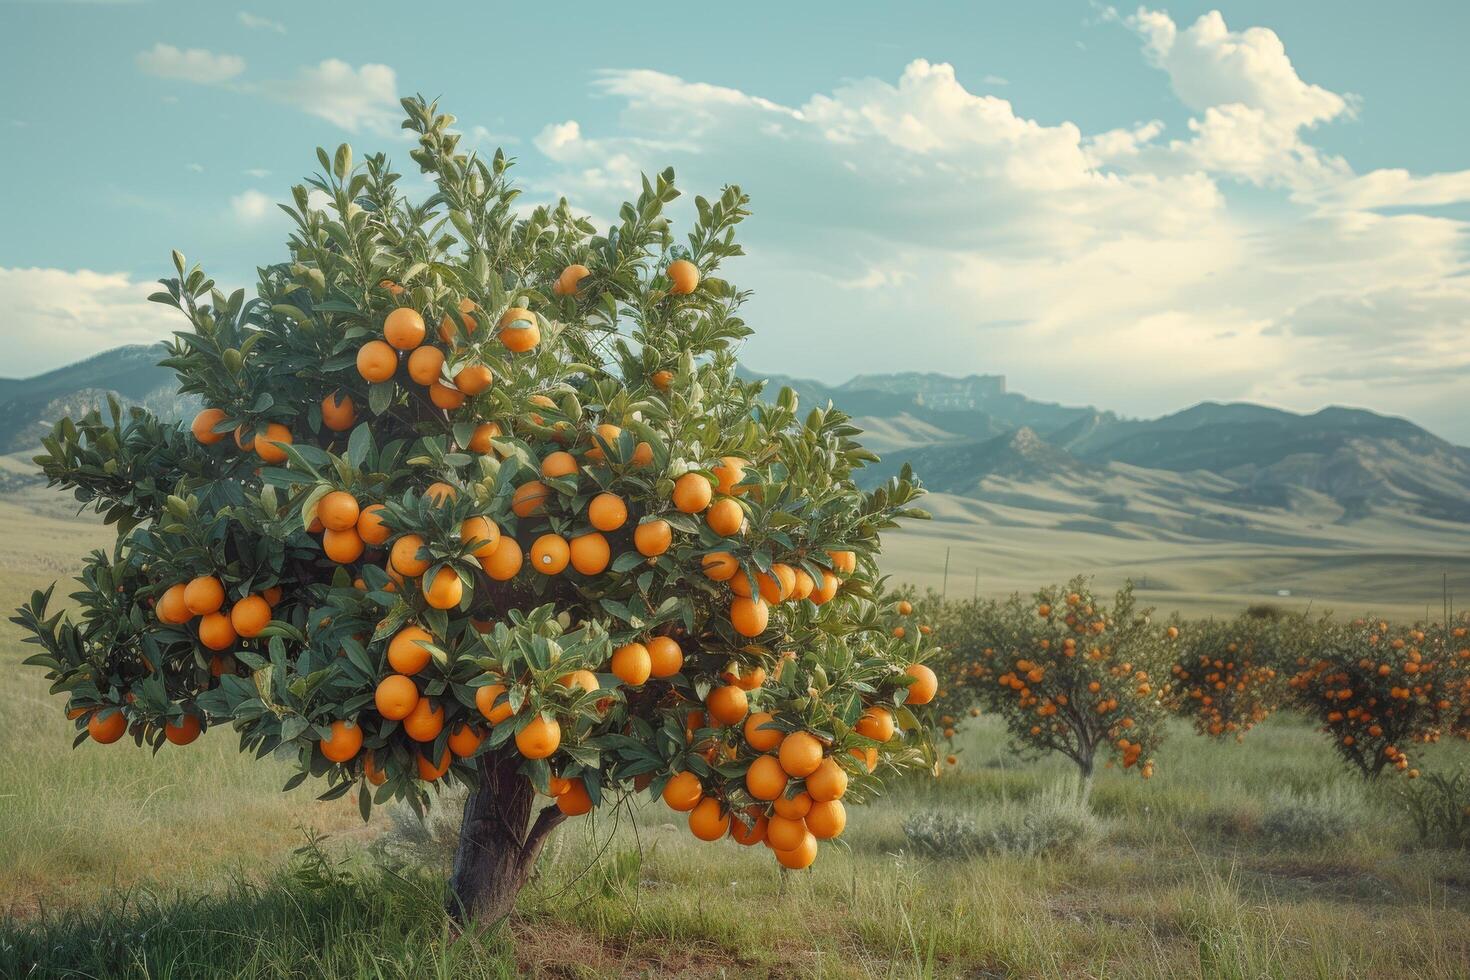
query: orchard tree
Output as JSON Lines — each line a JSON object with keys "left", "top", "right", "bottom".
{"left": 12, "top": 96, "right": 934, "bottom": 925}
{"left": 1163, "top": 613, "right": 1287, "bottom": 741}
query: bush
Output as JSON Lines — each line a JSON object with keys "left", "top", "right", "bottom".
{"left": 1397, "top": 767, "right": 1470, "bottom": 849}
{"left": 903, "top": 785, "right": 1102, "bottom": 858}
{"left": 1258, "top": 788, "right": 1360, "bottom": 848}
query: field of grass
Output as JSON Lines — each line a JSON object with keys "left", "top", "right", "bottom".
{"left": 3, "top": 483, "right": 1470, "bottom": 976}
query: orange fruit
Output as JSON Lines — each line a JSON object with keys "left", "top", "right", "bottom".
{"left": 558, "top": 263, "right": 590, "bottom": 295}
{"left": 688, "top": 797, "right": 730, "bottom": 841}
{"left": 588, "top": 492, "right": 628, "bottom": 531}
{"left": 194, "top": 618, "right": 239, "bottom": 662}
{"left": 904, "top": 664, "right": 938, "bottom": 705}
{"left": 447, "top": 723, "right": 485, "bottom": 758}
{"left": 779, "top": 731, "right": 823, "bottom": 778}
{"left": 647, "top": 636, "right": 684, "bottom": 678}
{"left": 672, "top": 473, "right": 712, "bottom": 513}
{"left": 730, "top": 596, "right": 769, "bottom": 637}
{"left": 459, "top": 516, "right": 501, "bottom": 559}
{"left": 390, "top": 535, "right": 430, "bottom": 577}
{"left": 417, "top": 747, "right": 452, "bottom": 781}
{"left": 706, "top": 684, "right": 749, "bottom": 726}
{"left": 234, "top": 425, "right": 256, "bottom": 453}
{"left": 558, "top": 670, "right": 599, "bottom": 693}
{"left": 805, "top": 799, "right": 846, "bottom": 839}
{"left": 773, "top": 790, "right": 813, "bottom": 820}
{"left": 356, "top": 340, "right": 398, "bottom": 382}
{"left": 730, "top": 809, "right": 768, "bottom": 846}
{"left": 702, "top": 552, "right": 739, "bottom": 582}
{"left": 375, "top": 674, "right": 419, "bottom": 720}
{"left": 515, "top": 714, "right": 561, "bottom": 759}
{"left": 468, "top": 422, "right": 502, "bottom": 454}
{"left": 402, "top": 698, "right": 445, "bottom": 742}
{"left": 357, "top": 504, "right": 392, "bottom": 545}
{"left": 805, "top": 757, "right": 848, "bottom": 802}
{"left": 661, "top": 770, "right": 703, "bottom": 811}
{"left": 758, "top": 565, "right": 796, "bottom": 604}
{"left": 429, "top": 383, "right": 465, "bottom": 410}
{"left": 583, "top": 422, "right": 622, "bottom": 463}
{"left": 557, "top": 778, "right": 594, "bottom": 816}
{"left": 855, "top": 706, "right": 895, "bottom": 742}
{"left": 634, "top": 519, "right": 673, "bottom": 557}
{"left": 406, "top": 344, "right": 445, "bottom": 386}
{"left": 667, "top": 259, "right": 699, "bottom": 295}
{"left": 255, "top": 423, "right": 293, "bottom": 464}
{"left": 631, "top": 441, "right": 654, "bottom": 466}
{"left": 157, "top": 583, "right": 192, "bottom": 624}
{"left": 424, "top": 482, "right": 457, "bottom": 505}
{"left": 827, "top": 550, "right": 857, "bottom": 574}
{"left": 897, "top": 600, "right": 913, "bottom": 616}
{"left": 439, "top": 298, "right": 479, "bottom": 344}
{"left": 744, "top": 711, "right": 783, "bottom": 751}
{"left": 379, "top": 278, "right": 405, "bottom": 296}
{"left": 499, "top": 307, "right": 540, "bottom": 352}
{"left": 318, "top": 491, "right": 360, "bottom": 532}
{"left": 89, "top": 709, "right": 127, "bottom": 744}
{"left": 475, "top": 682, "right": 513, "bottom": 724}
{"left": 730, "top": 573, "right": 754, "bottom": 598}
{"left": 323, "top": 527, "right": 365, "bottom": 564}
{"left": 540, "top": 451, "right": 579, "bottom": 478}
{"left": 746, "top": 754, "right": 788, "bottom": 801}
{"left": 321, "top": 392, "right": 356, "bottom": 432}
{"left": 512, "top": 480, "right": 553, "bottom": 517}
{"left": 454, "top": 364, "right": 493, "bottom": 395}
{"left": 184, "top": 575, "right": 225, "bottom": 615}
{"left": 383, "top": 307, "right": 426, "bottom": 350}
{"left": 230, "top": 595, "right": 272, "bottom": 639}
{"left": 424, "top": 566, "right": 465, "bottom": 610}
{"left": 481, "top": 537, "right": 523, "bottom": 580}
{"left": 388, "top": 625, "right": 434, "bottom": 675}
{"left": 810, "top": 570, "right": 839, "bottom": 605}
{"left": 164, "top": 714, "right": 202, "bottom": 746}
{"left": 611, "top": 643, "right": 652, "bottom": 686}
{"left": 705, "top": 498, "right": 743, "bottom": 536}
{"left": 735, "top": 666, "right": 766, "bottom": 691}
{"left": 765, "top": 814, "right": 807, "bottom": 852}
{"left": 569, "top": 532, "right": 610, "bottom": 575}
{"left": 191, "top": 407, "right": 228, "bottom": 445}
{"left": 364, "top": 751, "right": 387, "bottom": 786}
{"left": 530, "top": 534, "right": 570, "bottom": 575}
{"left": 320, "top": 719, "right": 363, "bottom": 762}
{"left": 775, "top": 831, "right": 818, "bottom": 869}
{"left": 790, "top": 569, "right": 815, "bottom": 601}
{"left": 711, "top": 456, "right": 747, "bottom": 496}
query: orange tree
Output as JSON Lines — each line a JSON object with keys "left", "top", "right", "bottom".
{"left": 10, "top": 97, "right": 934, "bottom": 924}
{"left": 961, "top": 578, "right": 1168, "bottom": 796}
{"left": 1288, "top": 618, "right": 1468, "bottom": 779}
{"left": 1163, "top": 613, "right": 1288, "bottom": 741}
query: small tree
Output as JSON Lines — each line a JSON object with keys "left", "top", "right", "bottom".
{"left": 1164, "top": 614, "right": 1287, "bottom": 741}
{"left": 965, "top": 578, "right": 1168, "bottom": 798}
{"left": 11, "top": 97, "right": 933, "bottom": 925}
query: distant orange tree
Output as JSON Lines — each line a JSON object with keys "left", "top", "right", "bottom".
{"left": 11, "top": 97, "right": 935, "bottom": 925}
{"left": 1164, "top": 613, "right": 1288, "bottom": 740}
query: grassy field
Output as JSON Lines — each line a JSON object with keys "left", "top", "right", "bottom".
{"left": 3, "top": 480, "right": 1470, "bottom": 976}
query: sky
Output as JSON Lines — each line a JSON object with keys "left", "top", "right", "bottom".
{"left": 3, "top": 1, "right": 1469, "bottom": 442}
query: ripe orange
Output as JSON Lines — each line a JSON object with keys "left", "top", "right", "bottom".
{"left": 730, "top": 596, "right": 769, "bottom": 637}
{"left": 856, "top": 706, "right": 895, "bottom": 742}
{"left": 661, "top": 770, "right": 703, "bottom": 811}
{"left": 705, "top": 498, "right": 743, "bottom": 537}
{"left": 631, "top": 441, "right": 654, "bottom": 466}
{"left": 164, "top": 714, "right": 202, "bottom": 746}
{"left": 730, "top": 809, "right": 768, "bottom": 846}
{"left": 805, "top": 799, "right": 846, "bottom": 839}
{"left": 634, "top": 519, "right": 673, "bottom": 557}
{"left": 778, "top": 731, "right": 824, "bottom": 778}
{"left": 320, "top": 719, "right": 363, "bottom": 762}
{"left": 611, "top": 642, "right": 652, "bottom": 686}
{"left": 384, "top": 307, "right": 426, "bottom": 350}
{"left": 558, "top": 263, "right": 590, "bottom": 295}
{"left": 499, "top": 307, "right": 540, "bottom": 352}
{"left": 897, "top": 600, "right": 913, "bottom": 616}
{"left": 429, "top": 382, "right": 466, "bottom": 410}
{"left": 540, "top": 451, "right": 579, "bottom": 478}
{"left": 515, "top": 715, "right": 561, "bottom": 759}
{"left": 454, "top": 364, "right": 494, "bottom": 395}
{"left": 417, "top": 747, "right": 452, "bottom": 781}
{"left": 459, "top": 516, "right": 501, "bottom": 559}
{"left": 588, "top": 492, "right": 628, "bottom": 531}
{"left": 568, "top": 532, "right": 610, "bottom": 575}
{"left": 390, "top": 535, "right": 430, "bottom": 577}
{"left": 744, "top": 711, "right": 783, "bottom": 751}
{"left": 647, "top": 636, "right": 684, "bottom": 678}
{"left": 468, "top": 422, "right": 502, "bottom": 454}
{"left": 773, "top": 790, "right": 813, "bottom": 820}
{"left": 729, "top": 572, "right": 753, "bottom": 598}
{"left": 357, "top": 504, "right": 392, "bottom": 545}
{"left": 583, "top": 422, "right": 623, "bottom": 463}
{"left": 672, "top": 473, "right": 712, "bottom": 513}
{"left": 158, "top": 583, "right": 191, "bottom": 624}
{"left": 827, "top": 550, "right": 856, "bottom": 574}
{"left": 424, "top": 567, "right": 464, "bottom": 610}
{"left": 191, "top": 407, "right": 228, "bottom": 445}
{"left": 406, "top": 344, "right": 445, "bottom": 386}
{"left": 323, "top": 527, "right": 365, "bottom": 564}
{"left": 735, "top": 666, "right": 766, "bottom": 691}
{"left": 318, "top": 491, "right": 360, "bottom": 532}
{"left": 512, "top": 480, "right": 553, "bottom": 517}
{"left": 651, "top": 369, "right": 674, "bottom": 390}
{"left": 388, "top": 625, "right": 434, "bottom": 675}
{"left": 402, "top": 698, "right": 445, "bottom": 742}
{"left": 447, "top": 722, "right": 484, "bottom": 758}
{"left": 475, "top": 682, "right": 514, "bottom": 724}
{"left": 255, "top": 423, "right": 293, "bottom": 464}
{"left": 711, "top": 457, "right": 747, "bottom": 495}
{"left": 746, "top": 754, "right": 789, "bottom": 801}
{"left": 262, "top": 587, "right": 282, "bottom": 606}
{"left": 810, "top": 570, "right": 839, "bottom": 605}
{"left": 321, "top": 392, "right": 356, "bottom": 432}
{"left": 230, "top": 595, "right": 272, "bottom": 639}
{"left": 375, "top": 674, "right": 419, "bottom": 720}
{"left": 530, "top": 534, "right": 570, "bottom": 575}
{"left": 790, "top": 569, "right": 815, "bottom": 602}
{"left": 688, "top": 797, "right": 730, "bottom": 841}
{"left": 706, "top": 684, "right": 749, "bottom": 725}
{"left": 558, "top": 669, "right": 599, "bottom": 693}
{"left": 702, "top": 552, "right": 739, "bottom": 582}
{"left": 481, "top": 537, "right": 523, "bottom": 580}
{"left": 89, "top": 709, "right": 127, "bottom": 744}
{"left": 805, "top": 757, "right": 848, "bottom": 802}
{"left": 184, "top": 575, "right": 226, "bottom": 616}
{"left": 356, "top": 340, "right": 398, "bottom": 382}
{"left": 439, "top": 298, "right": 479, "bottom": 345}
{"left": 557, "top": 778, "right": 594, "bottom": 816}
{"left": 667, "top": 259, "right": 699, "bottom": 295}
{"left": 904, "top": 664, "right": 938, "bottom": 705}
{"left": 775, "top": 831, "right": 818, "bottom": 870}
{"left": 765, "top": 814, "right": 807, "bottom": 852}
{"left": 364, "top": 751, "right": 387, "bottom": 786}
{"left": 758, "top": 564, "right": 796, "bottom": 604}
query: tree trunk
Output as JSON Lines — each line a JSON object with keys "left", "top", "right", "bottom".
{"left": 445, "top": 750, "right": 566, "bottom": 926}
{"left": 1075, "top": 748, "right": 1095, "bottom": 805}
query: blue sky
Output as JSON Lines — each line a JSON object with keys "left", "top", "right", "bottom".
{"left": 5, "top": 0, "right": 1469, "bottom": 440}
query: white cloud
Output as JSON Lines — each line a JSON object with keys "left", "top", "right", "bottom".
{"left": 243, "top": 167, "right": 271, "bottom": 178}
{"left": 0, "top": 268, "right": 178, "bottom": 376}
{"left": 237, "top": 11, "right": 286, "bottom": 34}
{"left": 261, "top": 59, "right": 399, "bottom": 133}
{"left": 136, "top": 43, "right": 244, "bottom": 85}
{"left": 186, "top": 162, "right": 204, "bottom": 173}
{"left": 230, "top": 189, "right": 273, "bottom": 223}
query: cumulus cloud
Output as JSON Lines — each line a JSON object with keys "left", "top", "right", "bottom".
{"left": 261, "top": 59, "right": 399, "bottom": 132}
{"left": 229, "top": 189, "right": 274, "bottom": 223}
{"left": 237, "top": 11, "right": 286, "bottom": 34}
{"left": 136, "top": 43, "right": 245, "bottom": 85}
{"left": 0, "top": 268, "right": 178, "bottom": 376}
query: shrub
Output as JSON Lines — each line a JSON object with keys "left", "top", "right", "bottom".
{"left": 903, "top": 785, "right": 1102, "bottom": 858}
{"left": 1397, "top": 767, "right": 1470, "bottom": 849}
{"left": 1164, "top": 614, "right": 1289, "bottom": 740}
{"left": 1258, "top": 788, "right": 1360, "bottom": 848}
